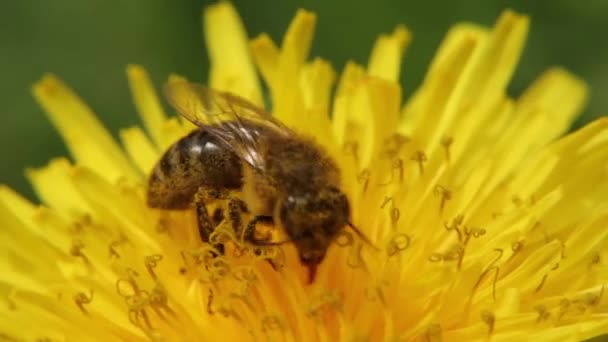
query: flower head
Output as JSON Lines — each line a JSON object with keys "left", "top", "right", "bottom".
{"left": 2, "top": 3, "right": 608, "bottom": 341}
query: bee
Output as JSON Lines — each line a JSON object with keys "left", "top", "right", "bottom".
{"left": 147, "top": 81, "right": 369, "bottom": 282}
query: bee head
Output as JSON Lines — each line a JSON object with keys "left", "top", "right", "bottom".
{"left": 278, "top": 186, "right": 350, "bottom": 282}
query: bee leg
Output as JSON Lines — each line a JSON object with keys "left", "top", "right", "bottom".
{"left": 196, "top": 202, "right": 224, "bottom": 256}
{"left": 227, "top": 197, "right": 249, "bottom": 238}
{"left": 246, "top": 215, "right": 282, "bottom": 271}
{"left": 211, "top": 207, "right": 224, "bottom": 225}
{"left": 244, "top": 215, "right": 274, "bottom": 242}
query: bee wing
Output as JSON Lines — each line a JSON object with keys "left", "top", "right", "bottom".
{"left": 163, "top": 81, "right": 293, "bottom": 171}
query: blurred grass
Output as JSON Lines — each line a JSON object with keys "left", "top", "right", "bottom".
{"left": 2, "top": 0, "right": 608, "bottom": 202}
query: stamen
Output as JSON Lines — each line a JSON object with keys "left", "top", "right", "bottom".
{"left": 386, "top": 233, "right": 410, "bottom": 257}
{"left": 428, "top": 253, "right": 443, "bottom": 262}
{"left": 155, "top": 216, "right": 170, "bottom": 234}
{"left": 145, "top": 254, "right": 163, "bottom": 280}
{"left": 149, "top": 283, "right": 174, "bottom": 318}
{"left": 443, "top": 244, "right": 465, "bottom": 268}
{"left": 380, "top": 196, "right": 394, "bottom": 209}
{"left": 343, "top": 141, "right": 360, "bottom": 164}
{"left": 590, "top": 251, "right": 601, "bottom": 268}
{"left": 390, "top": 207, "right": 400, "bottom": 224}
{"left": 127, "top": 267, "right": 140, "bottom": 279}
{"left": 382, "top": 133, "right": 410, "bottom": 158}
{"left": 232, "top": 266, "right": 257, "bottom": 283}
{"left": 268, "top": 247, "right": 286, "bottom": 270}
{"left": 128, "top": 293, "right": 152, "bottom": 330}
{"left": 364, "top": 285, "right": 387, "bottom": 305}
{"left": 444, "top": 215, "right": 464, "bottom": 242}
{"left": 336, "top": 230, "right": 354, "bottom": 247}
{"left": 380, "top": 159, "right": 405, "bottom": 185}
{"left": 425, "top": 323, "right": 442, "bottom": 342}
{"left": 534, "top": 304, "right": 551, "bottom": 323}
{"left": 116, "top": 278, "right": 138, "bottom": 299}
{"left": 216, "top": 299, "right": 240, "bottom": 320}
{"left": 468, "top": 227, "right": 486, "bottom": 238}
{"left": 347, "top": 244, "right": 366, "bottom": 269}
{"left": 411, "top": 151, "right": 427, "bottom": 174}
{"left": 209, "top": 258, "right": 232, "bottom": 279}
{"left": 108, "top": 235, "right": 128, "bottom": 259}
{"left": 6, "top": 288, "right": 17, "bottom": 311}
{"left": 529, "top": 194, "right": 537, "bottom": 205}
{"left": 510, "top": 240, "right": 524, "bottom": 255}
{"left": 306, "top": 291, "right": 343, "bottom": 319}
{"left": 480, "top": 310, "right": 495, "bottom": 334}
{"left": 74, "top": 290, "right": 94, "bottom": 315}
{"left": 511, "top": 195, "right": 523, "bottom": 207}
{"left": 393, "top": 158, "right": 404, "bottom": 183}
{"left": 228, "top": 293, "right": 257, "bottom": 317}
{"left": 441, "top": 136, "right": 453, "bottom": 162}
{"left": 380, "top": 196, "right": 400, "bottom": 225}
{"left": 207, "top": 289, "right": 215, "bottom": 315}
{"left": 433, "top": 185, "right": 452, "bottom": 213}
{"left": 70, "top": 239, "right": 90, "bottom": 265}
{"left": 535, "top": 262, "right": 560, "bottom": 293}
{"left": 470, "top": 249, "right": 503, "bottom": 304}
{"left": 261, "top": 314, "right": 284, "bottom": 332}
{"left": 70, "top": 214, "right": 92, "bottom": 234}
{"left": 357, "top": 169, "right": 371, "bottom": 193}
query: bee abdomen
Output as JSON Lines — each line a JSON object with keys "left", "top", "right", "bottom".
{"left": 147, "top": 129, "right": 243, "bottom": 209}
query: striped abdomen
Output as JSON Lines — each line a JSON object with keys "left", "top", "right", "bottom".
{"left": 147, "top": 129, "right": 243, "bottom": 209}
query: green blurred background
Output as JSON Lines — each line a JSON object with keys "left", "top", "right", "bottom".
{"left": 2, "top": 0, "right": 608, "bottom": 201}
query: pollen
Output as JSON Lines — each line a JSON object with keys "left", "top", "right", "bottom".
{"left": 2, "top": 2, "right": 608, "bottom": 341}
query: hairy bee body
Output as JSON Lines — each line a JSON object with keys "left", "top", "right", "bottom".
{"left": 147, "top": 81, "right": 366, "bottom": 282}
{"left": 148, "top": 128, "right": 242, "bottom": 210}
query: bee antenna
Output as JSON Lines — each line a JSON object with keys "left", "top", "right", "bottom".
{"left": 346, "top": 221, "right": 380, "bottom": 251}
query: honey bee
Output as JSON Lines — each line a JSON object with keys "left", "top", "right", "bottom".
{"left": 147, "top": 81, "right": 369, "bottom": 282}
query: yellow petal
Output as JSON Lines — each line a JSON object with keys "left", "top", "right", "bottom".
{"left": 120, "top": 126, "right": 160, "bottom": 175}
{"left": 367, "top": 25, "right": 412, "bottom": 82}
{"left": 250, "top": 33, "right": 280, "bottom": 89}
{"left": 26, "top": 158, "right": 91, "bottom": 216}
{"left": 298, "top": 58, "right": 336, "bottom": 146}
{"left": 126, "top": 64, "right": 168, "bottom": 148}
{"left": 333, "top": 62, "right": 366, "bottom": 145}
{"left": 271, "top": 9, "right": 316, "bottom": 126}
{"left": 204, "top": 2, "right": 262, "bottom": 105}
{"left": 337, "top": 76, "right": 401, "bottom": 167}
{"left": 32, "top": 75, "right": 138, "bottom": 183}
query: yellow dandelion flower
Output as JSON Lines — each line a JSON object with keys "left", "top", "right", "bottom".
{"left": 2, "top": 3, "right": 608, "bottom": 341}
